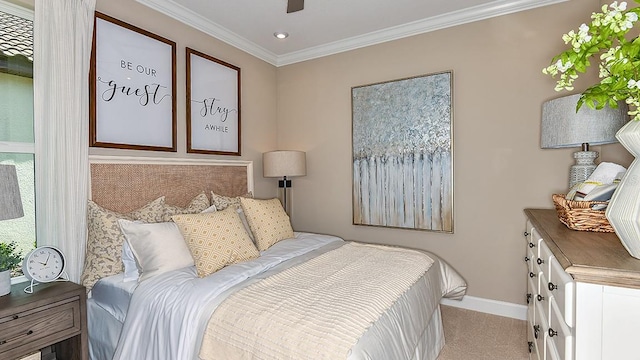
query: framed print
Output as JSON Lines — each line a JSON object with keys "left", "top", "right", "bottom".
{"left": 186, "top": 48, "right": 241, "bottom": 156}
{"left": 351, "top": 71, "right": 453, "bottom": 233}
{"left": 90, "top": 12, "right": 177, "bottom": 151}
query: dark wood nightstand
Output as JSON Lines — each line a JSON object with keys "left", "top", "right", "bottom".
{"left": 0, "top": 281, "right": 87, "bottom": 360}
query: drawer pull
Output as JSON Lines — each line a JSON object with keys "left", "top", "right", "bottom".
{"left": 12, "top": 315, "right": 18, "bottom": 320}
{"left": 529, "top": 272, "right": 536, "bottom": 278}
{"left": 528, "top": 341, "right": 534, "bottom": 353}
{"left": 549, "top": 328, "right": 558, "bottom": 337}
{"left": 537, "top": 258, "right": 544, "bottom": 265}
{"left": 524, "top": 256, "right": 530, "bottom": 262}
{"left": 533, "top": 325, "right": 540, "bottom": 339}
{"left": 548, "top": 282, "right": 558, "bottom": 291}
{"left": 527, "top": 293, "right": 532, "bottom": 304}
{"left": 524, "top": 231, "right": 530, "bottom": 237}
{"left": 529, "top": 242, "right": 536, "bottom": 248}
{"left": 537, "top": 294, "right": 545, "bottom": 302}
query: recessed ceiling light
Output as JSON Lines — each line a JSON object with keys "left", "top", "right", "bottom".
{"left": 274, "top": 32, "right": 289, "bottom": 39}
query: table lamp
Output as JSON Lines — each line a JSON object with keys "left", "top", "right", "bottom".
{"left": 263, "top": 150, "right": 306, "bottom": 215}
{"left": 541, "top": 94, "right": 628, "bottom": 189}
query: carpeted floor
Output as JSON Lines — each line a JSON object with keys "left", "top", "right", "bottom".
{"left": 437, "top": 305, "right": 529, "bottom": 360}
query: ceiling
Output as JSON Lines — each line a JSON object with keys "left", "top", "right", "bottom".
{"left": 136, "top": 0, "right": 566, "bottom": 67}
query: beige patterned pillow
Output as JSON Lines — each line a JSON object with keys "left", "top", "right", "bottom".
{"left": 162, "top": 192, "right": 210, "bottom": 221}
{"left": 210, "top": 191, "right": 253, "bottom": 211}
{"left": 81, "top": 197, "right": 166, "bottom": 292}
{"left": 240, "top": 197, "right": 294, "bottom": 251}
{"left": 172, "top": 208, "right": 259, "bottom": 278}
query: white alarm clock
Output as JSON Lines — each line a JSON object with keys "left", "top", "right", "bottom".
{"left": 22, "top": 246, "right": 68, "bottom": 293}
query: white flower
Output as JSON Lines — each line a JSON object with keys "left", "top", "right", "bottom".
{"left": 628, "top": 79, "right": 640, "bottom": 89}
{"left": 577, "top": 24, "right": 592, "bottom": 43}
{"left": 555, "top": 59, "right": 573, "bottom": 72}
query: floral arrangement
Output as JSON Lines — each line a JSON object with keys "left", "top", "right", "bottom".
{"left": 543, "top": 1, "right": 640, "bottom": 120}
{"left": 0, "top": 241, "right": 22, "bottom": 273}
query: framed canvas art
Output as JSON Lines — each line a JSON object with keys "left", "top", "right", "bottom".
{"left": 186, "top": 48, "right": 241, "bottom": 156}
{"left": 90, "top": 12, "right": 177, "bottom": 151}
{"left": 351, "top": 71, "right": 453, "bottom": 232}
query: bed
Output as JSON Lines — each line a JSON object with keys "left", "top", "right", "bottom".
{"left": 84, "top": 156, "right": 466, "bottom": 360}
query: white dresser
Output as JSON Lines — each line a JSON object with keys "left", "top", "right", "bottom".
{"left": 524, "top": 209, "right": 640, "bottom": 360}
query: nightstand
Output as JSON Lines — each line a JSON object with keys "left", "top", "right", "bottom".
{"left": 0, "top": 281, "right": 87, "bottom": 360}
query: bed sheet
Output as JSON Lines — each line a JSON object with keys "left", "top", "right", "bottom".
{"left": 90, "top": 273, "right": 138, "bottom": 323}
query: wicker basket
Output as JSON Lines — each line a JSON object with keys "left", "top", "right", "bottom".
{"left": 552, "top": 194, "right": 614, "bottom": 232}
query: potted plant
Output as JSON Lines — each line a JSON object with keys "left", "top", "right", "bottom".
{"left": 0, "top": 241, "right": 22, "bottom": 296}
{"left": 543, "top": 1, "right": 640, "bottom": 258}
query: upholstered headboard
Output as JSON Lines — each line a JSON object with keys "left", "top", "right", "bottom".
{"left": 89, "top": 156, "right": 254, "bottom": 213}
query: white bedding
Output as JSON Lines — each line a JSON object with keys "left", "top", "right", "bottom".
{"left": 89, "top": 233, "right": 466, "bottom": 360}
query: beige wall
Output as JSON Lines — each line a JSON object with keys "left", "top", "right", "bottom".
{"left": 90, "top": 0, "right": 279, "bottom": 197}
{"left": 276, "top": 0, "right": 634, "bottom": 304}
{"left": 12, "top": 0, "right": 634, "bottom": 305}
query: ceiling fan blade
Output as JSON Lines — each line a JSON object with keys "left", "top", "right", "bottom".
{"left": 287, "top": 0, "right": 304, "bottom": 13}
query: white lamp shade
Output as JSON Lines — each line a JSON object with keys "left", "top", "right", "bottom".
{"left": 541, "top": 94, "right": 628, "bottom": 148}
{"left": 263, "top": 150, "right": 306, "bottom": 178}
{"left": 0, "top": 164, "right": 24, "bottom": 221}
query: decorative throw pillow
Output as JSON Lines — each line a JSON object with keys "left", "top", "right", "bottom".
{"left": 239, "top": 197, "right": 294, "bottom": 251}
{"left": 118, "top": 219, "right": 195, "bottom": 281}
{"left": 81, "top": 197, "right": 166, "bottom": 293}
{"left": 210, "top": 191, "right": 253, "bottom": 211}
{"left": 162, "top": 192, "right": 210, "bottom": 221}
{"left": 172, "top": 208, "right": 259, "bottom": 278}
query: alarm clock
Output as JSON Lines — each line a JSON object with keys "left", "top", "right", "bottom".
{"left": 22, "top": 246, "right": 68, "bottom": 293}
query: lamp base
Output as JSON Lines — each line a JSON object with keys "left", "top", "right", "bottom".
{"left": 277, "top": 187, "right": 292, "bottom": 216}
{"left": 569, "top": 150, "right": 598, "bottom": 189}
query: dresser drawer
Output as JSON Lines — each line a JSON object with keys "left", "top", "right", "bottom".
{"left": 548, "top": 299, "right": 573, "bottom": 360}
{"left": 0, "top": 297, "right": 81, "bottom": 355}
{"left": 526, "top": 246, "right": 536, "bottom": 275}
{"left": 533, "top": 300, "right": 547, "bottom": 356}
{"left": 548, "top": 256, "right": 575, "bottom": 327}
{"left": 545, "top": 337, "right": 561, "bottom": 360}
{"left": 527, "top": 276, "right": 537, "bottom": 318}
{"left": 536, "top": 271, "right": 551, "bottom": 321}
{"left": 537, "top": 239, "right": 553, "bottom": 272}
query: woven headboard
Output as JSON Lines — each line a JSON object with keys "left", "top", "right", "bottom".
{"left": 89, "top": 156, "right": 253, "bottom": 213}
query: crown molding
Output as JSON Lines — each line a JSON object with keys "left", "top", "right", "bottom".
{"left": 137, "top": 0, "right": 568, "bottom": 67}
{"left": 135, "top": 0, "right": 278, "bottom": 65}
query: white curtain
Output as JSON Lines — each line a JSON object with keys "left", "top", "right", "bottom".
{"left": 34, "top": 0, "right": 96, "bottom": 283}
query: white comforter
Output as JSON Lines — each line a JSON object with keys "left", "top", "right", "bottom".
{"left": 111, "top": 233, "right": 466, "bottom": 360}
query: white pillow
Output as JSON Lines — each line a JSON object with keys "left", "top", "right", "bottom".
{"left": 201, "top": 204, "right": 217, "bottom": 213}
{"left": 121, "top": 241, "right": 139, "bottom": 282}
{"left": 117, "top": 219, "right": 194, "bottom": 281}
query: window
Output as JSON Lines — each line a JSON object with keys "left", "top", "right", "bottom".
{"left": 0, "top": 2, "right": 35, "bottom": 280}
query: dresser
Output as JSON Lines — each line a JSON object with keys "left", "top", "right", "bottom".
{"left": 524, "top": 209, "right": 640, "bottom": 360}
{"left": 0, "top": 281, "right": 87, "bottom": 360}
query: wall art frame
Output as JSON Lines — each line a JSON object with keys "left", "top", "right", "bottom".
{"left": 186, "top": 47, "right": 241, "bottom": 156}
{"left": 351, "top": 71, "right": 454, "bottom": 233}
{"left": 90, "top": 12, "right": 177, "bottom": 152}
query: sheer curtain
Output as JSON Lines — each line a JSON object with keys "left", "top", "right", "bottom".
{"left": 34, "top": 0, "right": 96, "bottom": 282}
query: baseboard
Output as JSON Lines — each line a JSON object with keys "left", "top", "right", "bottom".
{"left": 441, "top": 295, "right": 527, "bottom": 320}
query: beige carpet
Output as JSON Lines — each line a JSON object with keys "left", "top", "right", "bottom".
{"left": 437, "top": 305, "right": 529, "bottom": 360}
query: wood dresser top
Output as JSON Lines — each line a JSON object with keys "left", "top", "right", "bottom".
{"left": 525, "top": 208, "right": 640, "bottom": 289}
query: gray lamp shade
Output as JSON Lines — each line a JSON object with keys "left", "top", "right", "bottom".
{"left": 541, "top": 94, "right": 628, "bottom": 148}
{"left": 0, "top": 164, "right": 24, "bottom": 221}
{"left": 263, "top": 150, "right": 306, "bottom": 178}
